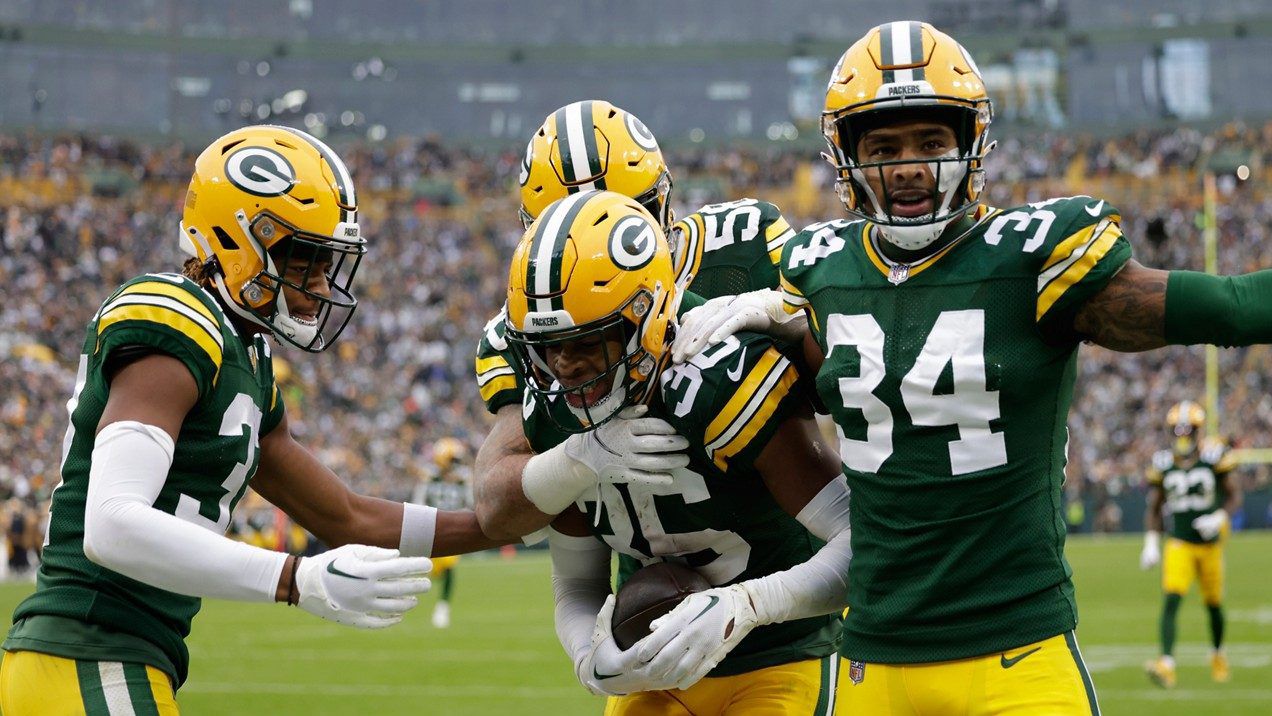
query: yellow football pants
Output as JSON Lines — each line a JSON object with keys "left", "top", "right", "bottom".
{"left": 1162, "top": 537, "right": 1224, "bottom": 605}
{"left": 604, "top": 655, "right": 838, "bottom": 715}
{"left": 0, "top": 649, "right": 178, "bottom": 716}
{"left": 834, "top": 632, "right": 1100, "bottom": 716}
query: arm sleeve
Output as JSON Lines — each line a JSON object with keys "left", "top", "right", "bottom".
{"left": 1164, "top": 269, "right": 1272, "bottom": 347}
{"left": 741, "top": 476, "right": 852, "bottom": 626}
{"left": 549, "top": 528, "right": 612, "bottom": 662}
{"left": 83, "top": 421, "right": 289, "bottom": 602}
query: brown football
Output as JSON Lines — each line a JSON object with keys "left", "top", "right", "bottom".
{"left": 612, "top": 561, "right": 712, "bottom": 650}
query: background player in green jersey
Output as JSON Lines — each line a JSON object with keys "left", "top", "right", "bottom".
{"left": 673, "top": 20, "right": 1272, "bottom": 716}
{"left": 1, "top": 126, "right": 502, "bottom": 715}
{"left": 473, "top": 100, "right": 798, "bottom": 542}
{"left": 503, "top": 190, "right": 851, "bottom": 713}
{"left": 1140, "top": 401, "right": 1242, "bottom": 688}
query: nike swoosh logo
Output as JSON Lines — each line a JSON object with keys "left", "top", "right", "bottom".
{"left": 1000, "top": 646, "right": 1042, "bottom": 669}
{"left": 326, "top": 561, "right": 367, "bottom": 580}
{"left": 1084, "top": 200, "right": 1105, "bottom": 217}
{"left": 725, "top": 348, "right": 747, "bottom": 382}
{"left": 689, "top": 595, "right": 720, "bottom": 624}
{"left": 593, "top": 666, "right": 623, "bottom": 680}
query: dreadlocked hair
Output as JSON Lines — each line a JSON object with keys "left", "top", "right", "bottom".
{"left": 180, "top": 257, "right": 220, "bottom": 289}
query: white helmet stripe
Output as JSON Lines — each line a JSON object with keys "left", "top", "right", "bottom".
{"left": 533, "top": 191, "right": 591, "bottom": 312}
{"left": 890, "top": 22, "right": 915, "bottom": 84}
{"left": 564, "top": 102, "right": 597, "bottom": 193}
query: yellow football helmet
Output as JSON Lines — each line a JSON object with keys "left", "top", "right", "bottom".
{"left": 432, "top": 437, "right": 468, "bottom": 471}
{"left": 1166, "top": 400, "right": 1206, "bottom": 457}
{"left": 505, "top": 190, "right": 677, "bottom": 430}
{"left": 179, "top": 125, "right": 366, "bottom": 352}
{"left": 518, "top": 100, "right": 674, "bottom": 233}
{"left": 822, "top": 21, "right": 994, "bottom": 251}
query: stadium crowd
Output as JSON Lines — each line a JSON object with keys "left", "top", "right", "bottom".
{"left": 2, "top": 121, "right": 1271, "bottom": 557}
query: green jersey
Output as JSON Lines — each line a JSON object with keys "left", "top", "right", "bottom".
{"left": 780, "top": 196, "right": 1132, "bottom": 663}
{"left": 524, "top": 304, "right": 841, "bottom": 675}
{"left": 5, "top": 273, "right": 285, "bottom": 687}
{"left": 1147, "top": 439, "right": 1235, "bottom": 544}
{"left": 474, "top": 199, "right": 795, "bottom": 415}
{"left": 671, "top": 198, "right": 795, "bottom": 299}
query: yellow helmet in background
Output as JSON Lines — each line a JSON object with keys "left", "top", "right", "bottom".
{"left": 180, "top": 124, "right": 366, "bottom": 352}
{"left": 518, "top": 100, "right": 674, "bottom": 232}
{"left": 505, "top": 190, "right": 678, "bottom": 431}
{"left": 1166, "top": 400, "right": 1206, "bottom": 457}
{"left": 822, "top": 21, "right": 994, "bottom": 251}
{"left": 432, "top": 437, "right": 469, "bottom": 471}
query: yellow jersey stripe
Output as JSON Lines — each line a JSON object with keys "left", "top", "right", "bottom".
{"left": 477, "top": 365, "right": 516, "bottom": 387}
{"left": 98, "top": 302, "right": 224, "bottom": 373}
{"left": 704, "top": 348, "right": 796, "bottom": 470}
{"left": 1036, "top": 220, "right": 1120, "bottom": 321}
{"left": 118, "top": 280, "right": 218, "bottom": 326}
{"left": 475, "top": 353, "right": 511, "bottom": 375}
{"left": 479, "top": 374, "right": 519, "bottom": 403}
{"left": 1040, "top": 214, "right": 1123, "bottom": 271}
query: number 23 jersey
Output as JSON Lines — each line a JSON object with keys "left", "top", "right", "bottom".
{"left": 5, "top": 273, "right": 284, "bottom": 687}
{"left": 780, "top": 197, "right": 1131, "bottom": 663}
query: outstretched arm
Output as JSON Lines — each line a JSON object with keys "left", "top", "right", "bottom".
{"left": 1074, "top": 260, "right": 1272, "bottom": 351}
{"left": 253, "top": 415, "right": 509, "bottom": 557}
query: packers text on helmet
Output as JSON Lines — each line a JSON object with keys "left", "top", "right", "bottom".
{"left": 180, "top": 125, "right": 365, "bottom": 352}
{"left": 822, "top": 21, "right": 994, "bottom": 251}
{"left": 505, "top": 190, "right": 678, "bottom": 431}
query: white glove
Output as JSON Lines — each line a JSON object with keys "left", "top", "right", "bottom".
{"left": 522, "top": 405, "right": 690, "bottom": 515}
{"left": 295, "top": 545, "right": 432, "bottom": 629}
{"left": 1139, "top": 531, "right": 1161, "bottom": 570}
{"left": 1191, "top": 509, "right": 1228, "bottom": 541}
{"left": 671, "top": 290, "right": 804, "bottom": 364}
{"left": 575, "top": 594, "right": 672, "bottom": 696}
{"left": 636, "top": 583, "right": 760, "bottom": 691}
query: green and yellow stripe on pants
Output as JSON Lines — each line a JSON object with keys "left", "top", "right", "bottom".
{"left": 1, "top": 649, "right": 178, "bottom": 715}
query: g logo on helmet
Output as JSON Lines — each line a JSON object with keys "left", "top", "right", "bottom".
{"left": 225, "top": 146, "right": 296, "bottom": 197}
{"left": 624, "top": 113, "right": 659, "bottom": 152}
{"left": 608, "top": 215, "right": 657, "bottom": 270}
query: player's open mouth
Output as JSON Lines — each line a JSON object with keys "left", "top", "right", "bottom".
{"left": 564, "top": 379, "right": 612, "bottom": 409}
{"left": 291, "top": 312, "right": 318, "bottom": 326}
{"left": 889, "top": 190, "right": 934, "bottom": 218}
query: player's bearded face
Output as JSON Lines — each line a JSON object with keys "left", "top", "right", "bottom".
{"left": 543, "top": 325, "right": 627, "bottom": 410}
{"left": 855, "top": 120, "right": 960, "bottom": 219}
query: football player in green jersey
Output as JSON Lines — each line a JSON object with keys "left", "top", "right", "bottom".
{"left": 672, "top": 20, "right": 1272, "bottom": 716}
{"left": 503, "top": 190, "right": 851, "bottom": 712}
{"left": 473, "top": 100, "right": 797, "bottom": 542}
{"left": 1, "top": 126, "right": 502, "bottom": 715}
{"left": 1140, "top": 401, "right": 1242, "bottom": 688}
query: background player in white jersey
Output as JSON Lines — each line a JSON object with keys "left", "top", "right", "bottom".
{"left": 1140, "top": 401, "right": 1243, "bottom": 688}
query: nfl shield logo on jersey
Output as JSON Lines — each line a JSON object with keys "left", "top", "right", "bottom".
{"left": 848, "top": 659, "right": 866, "bottom": 685}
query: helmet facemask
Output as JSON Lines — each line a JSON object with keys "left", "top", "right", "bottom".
{"left": 236, "top": 211, "right": 365, "bottom": 352}
{"left": 824, "top": 102, "right": 992, "bottom": 252}
{"left": 506, "top": 288, "right": 666, "bottom": 433}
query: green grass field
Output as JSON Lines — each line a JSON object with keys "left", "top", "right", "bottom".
{"left": 2, "top": 532, "right": 1270, "bottom": 715}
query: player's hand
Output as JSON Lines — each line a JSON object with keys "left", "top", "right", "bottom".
{"left": 1139, "top": 531, "right": 1161, "bottom": 570}
{"left": 295, "top": 545, "right": 432, "bottom": 628}
{"left": 636, "top": 583, "right": 760, "bottom": 690}
{"left": 671, "top": 290, "right": 804, "bottom": 364}
{"left": 575, "top": 595, "right": 669, "bottom": 696}
{"left": 563, "top": 405, "right": 689, "bottom": 487}
{"left": 1191, "top": 509, "right": 1228, "bottom": 541}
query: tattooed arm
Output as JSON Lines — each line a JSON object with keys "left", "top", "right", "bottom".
{"left": 1073, "top": 260, "right": 1170, "bottom": 352}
